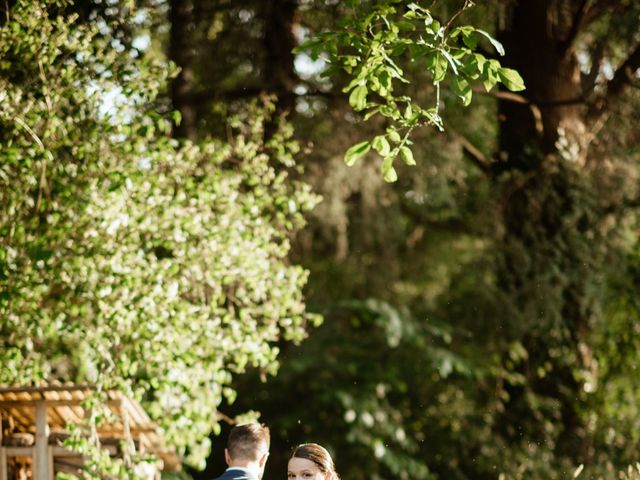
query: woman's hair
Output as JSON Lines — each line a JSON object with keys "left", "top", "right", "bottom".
{"left": 291, "top": 443, "right": 340, "bottom": 480}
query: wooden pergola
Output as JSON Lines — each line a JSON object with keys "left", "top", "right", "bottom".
{"left": 0, "top": 385, "right": 179, "bottom": 480}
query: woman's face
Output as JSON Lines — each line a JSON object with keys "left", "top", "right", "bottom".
{"left": 287, "top": 457, "right": 329, "bottom": 480}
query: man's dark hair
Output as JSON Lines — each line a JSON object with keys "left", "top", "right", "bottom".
{"left": 227, "top": 423, "right": 270, "bottom": 461}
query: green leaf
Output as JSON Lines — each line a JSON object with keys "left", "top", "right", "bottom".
{"left": 397, "top": 20, "right": 416, "bottom": 32}
{"left": 388, "top": 130, "right": 402, "bottom": 143}
{"left": 475, "top": 29, "right": 505, "bottom": 56}
{"left": 404, "top": 103, "right": 413, "bottom": 120}
{"left": 344, "top": 140, "right": 371, "bottom": 166}
{"left": 474, "top": 53, "right": 486, "bottom": 73}
{"left": 498, "top": 67, "right": 526, "bottom": 91}
{"left": 382, "top": 156, "right": 398, "bottom": 182}
{"left": 172, "top": 110, "right": 182, "bottom": 126}
{"left": 428, "top": 52, "right": 448, "bottom": 83}
{"left": 429, "top": 19, "right": 441, "bottom": 35}
{"left": 462, "top": 31, "right": 477, "bottom": 50}
{"left": 400, "top": 146, "right": 416, "bottom": 166}
{"left": 363, "top": 107, "right": 381, "bottom": 121}
{"left": 482, "top": 59, "right": 501, "bottom": 92}
{"left": 451, "top": 76, "right": 472, "bottom": 106}
{"left": 440, "top": 49, "right": 459, "bottom": 75}
{"left": 451, "top": 26, "right": 477, "bottom": 50}
{"left": 372, "top": 135, "right": 391, "bottom": 156}
{"left": 349, "top": 84, "right": 368, "bottom": 111}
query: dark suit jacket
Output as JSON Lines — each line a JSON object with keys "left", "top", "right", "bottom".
{"left": 213, "top": 467, "right": 258, "bottom": 480}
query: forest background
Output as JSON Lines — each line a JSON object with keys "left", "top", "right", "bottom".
{"left": 2, "top": 0, "right": 640, "bottom": 479}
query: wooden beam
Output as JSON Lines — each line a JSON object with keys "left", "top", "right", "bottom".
{"left": 0, "top": 385, "right": 93, "bottom": 395}
{"left": 4, "top": 446, "right": 35, "bottom": 457}
{"left": 51, "top": 445, "right": 117, "bottom": 457}
{"left": 4, "top": 445, "right": 117, "bottom": 457}
{"left": 34, "top": 402, "right": 49, "bottom": 480}
{"left": 0, "top": 400, "right": 120, "bottom": 408}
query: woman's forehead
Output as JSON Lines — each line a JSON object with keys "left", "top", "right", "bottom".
{"left": 288, "top": 457, "right": 321, "bottom": 472}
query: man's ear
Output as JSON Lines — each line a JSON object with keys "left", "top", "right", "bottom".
{"left": 224, "top": 448, "right": 232, "bottom": 466}
{"left": 258, "top": 451, "right": 269, "bottom": 468}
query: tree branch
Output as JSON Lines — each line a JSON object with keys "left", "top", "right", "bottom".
{"left": 471, "top": 87, "right": 585, "bottom": 107}
{"left": 181, "top": 83, "right": 340, "bottom": 105}
{"left": 605, "top": 41, "right": 640, "bottom": 102}
{"left": 444, "top": 121, "right": 493, "bottom": 175}
{"left": 471, "top": 87, "right": 529, "bottom": 104}
{"left": 559, "top": 0, "right": 591, "bottom": 56}
{"left": 580, "top": 40, "right": 605, "bottom": 96}
{"left": 185, "top": 86, "right": 264, "bottom": 104}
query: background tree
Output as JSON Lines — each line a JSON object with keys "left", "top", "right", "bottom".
{"left": 3, "top": 0, "right": 640, "bottom": 479}
{"left": 190, "top": 1, "right": 640, "bottom": 479}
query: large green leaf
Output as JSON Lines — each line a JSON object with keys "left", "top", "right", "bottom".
{"left": 344, "top": 140, "right": 372, "bottom": 166}
{"left": 498, "top": 67, "right": 526, "bottom": 91}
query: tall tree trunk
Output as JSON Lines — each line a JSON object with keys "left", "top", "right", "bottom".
{"left": 496, "top": 0, "right": 596, "bottom": 463}
{"left": 497, "top": 1, "right": 586, "bottom": 167}
{"left": 170, "top": 0, "right": 197, "bottom": 140}
{"left": 262, "top": 0, "right": 298, "bottom": 115}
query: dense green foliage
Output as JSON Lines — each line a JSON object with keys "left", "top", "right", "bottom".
{"left": 205, "top": 1, "right": 640, "bottom": 479}
{"left": 0, "top": 0, "right": 318, "bottom": 470}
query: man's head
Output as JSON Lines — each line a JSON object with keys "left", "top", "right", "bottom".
{"left": 224, "top": 423, "right": 270, "bottom": 479}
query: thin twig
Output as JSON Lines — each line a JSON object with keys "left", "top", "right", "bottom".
{"left": 444, "top": 0, "right": 474, "bottom": 32}
{"left": 444, "top": 120, "right": 493, "bottom": 175}
{"left": 215, "top": 411, "right": 236, "bottom": 425}
{"left": 559, "top": 0, "right": 591, "bottom": 56}
{"left": 469, "top": 87, "right": 544, "bottom": 136}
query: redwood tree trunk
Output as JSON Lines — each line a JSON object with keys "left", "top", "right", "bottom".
{"left": 496, "top": 0, "right": 596, "bottom": 463}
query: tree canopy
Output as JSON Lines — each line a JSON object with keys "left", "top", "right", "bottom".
{"left": 3, "top": 1, "right": 640, "bottom": 479}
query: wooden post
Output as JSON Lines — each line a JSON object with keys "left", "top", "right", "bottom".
{"left": 34, "top": 402, "right": 49, "bottom": 480}
{"left": 1, "top": 410, "right": 7, "bottom": 480}
{"left": 0, "top": 448, "right": 6, "bottom": 480}
{"left": 48, "top": 446, "right": 54, "bottom": 480}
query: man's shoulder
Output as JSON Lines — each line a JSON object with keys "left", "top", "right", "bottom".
{"left": 212, "top": 468, "right": 256, "bottom": 480}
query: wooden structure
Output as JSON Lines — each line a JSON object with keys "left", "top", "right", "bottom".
{"left": 0, "top": 385, "right": 179, "bottom": 480}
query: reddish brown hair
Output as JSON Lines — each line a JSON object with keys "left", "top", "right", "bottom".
{"left": 291, "top": 443, "right": 340, "bottom": 480}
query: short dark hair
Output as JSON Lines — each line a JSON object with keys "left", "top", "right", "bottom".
{"left": 291, "top": 443, "right": 340, "bottom": 480}
{"left": 227, "top": 423, "right": 270, "bottom": 461}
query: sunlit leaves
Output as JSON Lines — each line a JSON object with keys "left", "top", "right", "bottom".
{"left": 399, "top": 146, "right": 415, "bottom": 166}
{"left": 372, "top": 135, "right": 391, "bottom": 156}
{"left": 296, "top": 0, "right": 526, "bottom": 181}
{"left": 381, "top": 156, "right": 398, "bottom": 183}
{"left": 0, "top": 1, "right": 320, "bottom": 472}
{"left": 349, "top": 84, "right": 369, "bottom": 111}
{"left": 344, "top": 140, "right": 372, "bottom": 166}
{"left": 498, "top": 67, "right": 526, "bottom": 92}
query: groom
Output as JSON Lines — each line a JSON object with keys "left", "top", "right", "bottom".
{"left": 213, "top": 423, "right": 270, "bottom": 480}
